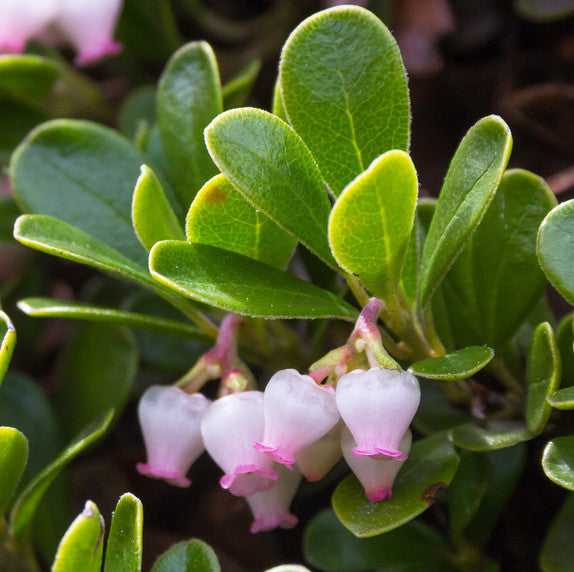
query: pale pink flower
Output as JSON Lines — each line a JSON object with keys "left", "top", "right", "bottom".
{"left": 246, "top": 464, "right": 301, "bottom": 533}
{"left": 0, "top": 0, "right": 57, "bottom": 53}
{"left": 295, "top": 421, "right": 343, "bottom": 482}
{"left": 137, "top": 385, "right": 210, "bottom": 488}
{"left": 336, "top": 367, "right": 420, "bottom": 460}
{"left": 254, "top": 369, "right": 340, "bottom": 469}
{"left": 341, "top": 426, "right": 412, "bottom": 502}
{"left": 201, "top": 391, "right": 277, "bottom": 497}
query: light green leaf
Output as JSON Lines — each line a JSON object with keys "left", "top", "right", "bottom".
{"left": 280, "top": 6, "right": 410, "bottom": 196}
{"left": 419, "top": 116, "right": 512, "bottom": 307}
{"left": 222, "top": 59, "right": 261, "bottom": 110}
{"left": 51, "top": 501, "right": 104, "bottom": 572}
{"left": 151, "top": 539, "right": 220, "bottom": 572}
{"left": 332, "top": 433, "right": 459, "bottom": 538}
{"left": 271, "top": 77, "right": 287, "bottom": 122}
{"left": 548, "top": 387, "right": 574, "bottom": 409}
{"left": 205, "top": 107, "right": 337, "bottom": 269}
{"left": 401, "top": 212, "right": 427, "bottom": 308}
{"left": 0, "top": 310, "right": 16, "bottom": 390}
{"left": 409, "top": 346, "right": 494, "bottom": 381}
{"left": 0, "top": 55, "right": 58, "bottom": 106}
{"left": 540, "top": 493, "right": 574, "bottom": 571}
{"left": 328, "top": 151, "right": 417, "bottom": 305}
{"left": 543, "top": 437, "right": 574, "bottom": 491}
{"left": 186, "top": 174, "right": 296, "bottom": 269}
{"left": 150, "top": 241, "right": 357, "bottom": 320}
{"left": 0, "top": 427, "right": 28, "bottom": 514}
{"left": 450, "top": 421, "right": 532, "bottom": 451}
{"left": 157, "top": 42, "right": 222, "bottom": 208}
{"left": 118, "top": 86, "right": 156, "bottom": 139}
{"left": 103, "top": 493, "right": 143, "bottom": 572}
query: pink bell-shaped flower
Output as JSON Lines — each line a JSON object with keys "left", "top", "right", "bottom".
{"left": 336, "top": 367, "right": 420, "bottom": 460}
{"left": 342, "top": 426, "right": 412, "bottom": 502}
{"left": 254, "top": 369, "right": 340, "bottom": 469}
{"left": 201, "top": 391, "right": 277, "bottom": 497}
{"left": 295, "top": 421, "right": 343, "bottom": 482}
{"left": 137, "top": 385, "right": 210, "bottom": 487}
{"left": 0, "top": 0, "right": 57, "bottom": 53}
{"left": 246, "top": 463, "right": 301, "bottom": 533}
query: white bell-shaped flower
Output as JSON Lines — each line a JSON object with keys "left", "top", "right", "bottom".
{"left": 295, "top": 421, "right": 343, "bottom": 482}
{"left": 336, "top": 367, "right": 420, "bottom": 460}
{"left": 201, "top": 391, "right": 277, "bottom": 497}
{"left": 342, "top": 426, "right": 412, "bottom": 502}
{"left": 254, "top": 369, "right": 340, "bottom": 469}
{"left": 246, "top": 463, "right": 301, "bottom": 533}
{"left": 137, "top": 385, "right": 210, "bottom": 487}
{"left": 0, "top": 0, "right": 57, "bottom": 53}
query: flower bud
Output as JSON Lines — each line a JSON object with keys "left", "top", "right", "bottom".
{"left": 295, "top": 421, "right": 343, "bottom": 482}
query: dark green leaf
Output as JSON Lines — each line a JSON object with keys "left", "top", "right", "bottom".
{"left": 409, "top": 346, "right": 494, "bottom": 381}
{"left": 543, "top": 437, "right": 574, "bottom": 490}
{"left": 332, "top": 433, "right": 459, "bottom": 537}
{"left": 0, "top": 427, "right": 28, "bottom": 514}
{"left": 450, "top": 421, "right": 532, "bottom": 451}
{"left": 540, "top": 493, "right": 574, "bottom": 571}
{"left": 151, "top": 539, "right": 220, "bottom": 572}
{"left": 280, "top": 6, "right": 410, "bottom": 196}
{"left": 150, "top": 241, "right": 357, "bottom": 320}
{"left": 557, "top": 313, "right": 574, "bottom": 387}
{"left": 118, "top": 86, "right": 156, "bottom": 139}
{"left": 222, "top": 59, "right": 261, "bottom": 110}
{"left": 0, "top": 310, "right": 16, "bottom": 390}
{"left": 0, "top": 55, "right": 58, "bottom": 106}
{"left": 0, "top": 101, "right": 46, "bottom": 164}
{"left": 401, "top": 213, "right": 427, "bottom": 308}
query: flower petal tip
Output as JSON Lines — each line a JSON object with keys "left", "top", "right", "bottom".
{"left": 254, "top": 442, "right": 296, "bottom": 468}
{"left": 136, "top": 463, "right": 191, "bottom": 487}
{"left": 366, "top": 488, "right": 392, "bottom": 502}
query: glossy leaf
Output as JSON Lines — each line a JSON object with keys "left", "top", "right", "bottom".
{"left": 450, "top": 421, "right": 532, "bottom": 451}
{"left": 0, "top": 427, "right": 28, "bottom": 514}
{"left": 419, "top": 116, "right": 512, "bottom": 307}
{"left": 280, "top": 6, "right": 410, "bottom": 196}
{"left": 538, "top": 199, "right": 574, "bottom": 305}
{"left": 526, "top": 322, "right": 561, "bottom": 434}
{"left": 103, "top": 494, "right": 143, "bottom": 572}
{"left": 151, "top": 539, "right": 220, "bottom": 572}
{"left": 328, "top": 151, "right": 417, "bottom": 305}
{"left": 332, "top": 433, "right": 459, "bottom": 537}
{"left": 409, "top": 346, "right": 494, "bottom": 381}
{"left": 9, "top": 409, "right": 114, "bottom": 544}
{"left": 0, "top": 55, "right": 58, "bottom": 106}
{"left": 542, "top": 437, "right": 574, "bottom": 490}
{"left": 186, "top": 174, "right": 296, "bottom": 269}
{"left": 222, "top": 59, "right": 262, "bottom": 110}
{"left": 52, "top": 501, "right": 104, "bottom": 572}
{"left": 150, "top": 241, "right": 357, "bottom": 320}
{"left": 157, "top": 42, "right": 222, "bottom": 208}
{"left": 540, "top": 493, "right": 574, "bottom": 572}
{"left": 548, "top": 387, "right": 574, "bottom": 409}
{"left": 0, "top": 310, "right": 16, "bottom": 390}
{"left": 132, "top": 165, "right": 185, "bottom": 251}
{"left": 11, "top": 120, "right": 154, "bottom": 266}
{"left": 205, "top": 108, "right": 337, "bottom": 269}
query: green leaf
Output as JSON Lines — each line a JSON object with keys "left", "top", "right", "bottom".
{"left": 526, "top": 322, "right": 561, "bottom": 433}
{"left": 332, "top": 433, "right": 459, "bottom": 538}
{"left": 538, "top": 199, "right": 574, "bottom": 305}
{"left": 548, "top": 387, "right": 574, "bottom": 409}
{"left": 157, "top": 42, "right": 222, "bottom": 208}
{"left": 0, "top": 101, "right": 46, "bottom": 164}
{"left": 328, "top": 151, "right": 417, "bottom": 305}
{"left": 150, "top": 241, "right": 357, "bottom": 320}
{"left": 205, "top": 108, "right": 337, "bottom": 269}
{"left": 419, "top": 115, "right": 512, "bottom": 307}
{"left": 222, "top": 59, "right": 261, "bottom": 110}
{"left": 9, "top": 409, "right": 114, "bottom": 544}
{"left": 401, "top": 213, "right": 427, "bottom": 308}
{"left": 132, "top": 165, "right": 185, "bottom": 250}
{"left": 0, "top": 310, "right": 16, "bottom": 390}
{"left": 515, "top": 0, "right": 574, "bottom": 21}
{"left": 0, "top": 427, "right": 28, "bottom": 514}
{"left": 103, "top": 493, "right": 143, "bottom": 572}
{"left": 542, "top": 437, "right": 574, "bottom": 490}
{"left": 304, "top": 509, "right": 455, "bottom": 571}
{"left": 186, "top": 174, "right": 296, "bottom": 269}
{"left": 0, "top": 55, "right": 58, "bottom": 106}
{"left": 151, "top": 539, "right": 220, "bottom": 572}
{"left": 271, "top": 77, "right": 287, "bottom": 122}
{"left": 118, "top": 86, "right": 156, "bottom": 139}
{"left": 450, "top": 421, "right": 532, "bottom": 451}
{"left": 51, "top": 501, "right": 104, "bottom": 572}
{"left": 557, "top": 313, "right": 574, "bottom": 386}
{"left": 280, "top": 5, "right": 410, "bottom": 196}
{"left": 11, "top": 120, "right": 155, "bottom": 266}
{"left": 409, "top": 346, "right": 494, "bottom": 381}
{"left": 540, "top": 493, "right": 574, "bottom": 572}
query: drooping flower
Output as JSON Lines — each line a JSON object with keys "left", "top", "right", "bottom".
{"left": 254, "top": 369, "right": 340, "bottom": 469}
{"left": 137, "top": 385, "right": 211, "bottom": 487}
{"left": 201, "top": 391, "right": 277, "bottom": 497}
{"left": 295, "top": 421, "right": 343, "bottom": 482}
{"left": 341, "top": 426, "right": 412, "bottom": 502}
{"left": 336, "top": 367, "right": 420, "bottom": 460}
{"left": 246, "top": 463, "right": 301, "bottom": 533}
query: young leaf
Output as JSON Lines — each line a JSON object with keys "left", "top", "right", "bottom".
{"left": 419, "top": 116, "right": 512, "bottom": 307}
{"left": 150, "top": 241, "right": 357, "bottom": 320}
{"left": 0, "top": 310, "right": 16, "bottom": 390}
{"left": 332, "top": 432, "right": 459, "bottom": 537}
{"left": 205, "top": 108, "right": 337, "bottom": 269}
{"left": 52, "top": 501, "right": 104, "bottom": 572}
{"left": 450, "top": 421, "right": 532, "bottom": 451}
{"left": 103, "top": 493, "right": 143, "bottom": 572}
{"left": 542, "top": 437, "right": 574, "bottom": 491}
{"left": 409, "top": 346, "right": 494, "bottom": 381}
{"left": 132, "top": 165, "right": 185, "bottom": 251}
{"left": 186, "top": 174, "right": 296, "bottom": 269}
{"left": 540, "top": 493, "right": 574, "bottom": 572}
{"left": 157, "top": 42, "right": 222, "bottom": 208}
{"left": 526, "top": 322, "right": 561, "bottom": 434}
{"left": 280, "top": 6, "right": 410, "bottom": 196}
{"left": 151, "top": 539, "right": 220, "bottom": 572}
{"left": 222, "top": 59, "right": 262, "bottom": 110}
{"left": 328, "top": 151, "right": 417, "bottom": 306}
{"left": 547, "top": 387, "right": 574, "bottom": 410}
{"left": 0, "top": 427, "right": 28, "bottom": 514}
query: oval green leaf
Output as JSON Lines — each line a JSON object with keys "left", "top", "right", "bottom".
{"left": 187, "top": 174, "right": 296, "bottom": 269}
{"left": 450, "top": 421, "right": 532, "bottom": 451}
{"left": 332, "top": 432, "right": 459, "bottom": 538}
{"left": 0, "top": 427, "right": 28, "bottom": 514}
{"left": 540, "top": 493, "right": 574, "bottom": 572}
{"left": 0, "top": 55, "right": 58, "bottom": 106}
{"left": 280, "top": 6, "right": 410, "bottom": 196}
{"left": 0, "top": 310, "right": 16, "bottom": 390}
{"left": 409, "top": 346, "right": 494, "bottom": 381}
{"left": 222, "top": 59, "right": 261, "bottom": 110}
{"left": 542, "top": 437, "right": 574, "bottom": 491}
{"left": 557, "top": 313, "right": 574, "bottom": 387}
{"left": 548, "top": 387, "right": 574, "bottom": 409}
{"left": 151, "top": 539, "right": 220, "bottom": 572}
{"left": 205, "top": 108, "right": 337, "bottom": 269}
{"left": 150, "top": 241, "right": 357, "bottom": 320}
{"left": 419, "top": 115, "right": 512, "bottom": 307}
